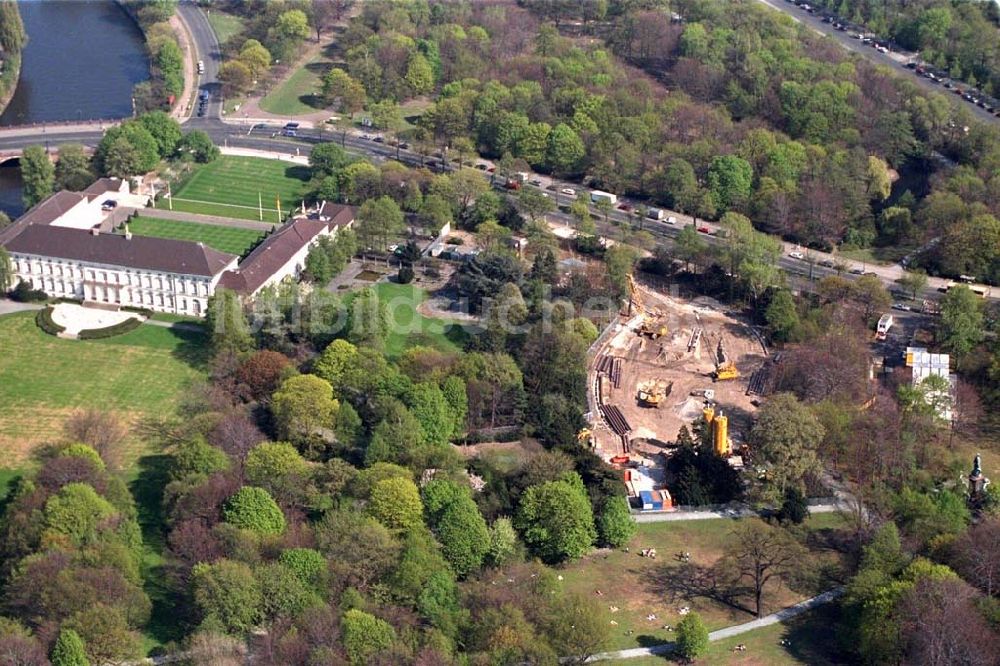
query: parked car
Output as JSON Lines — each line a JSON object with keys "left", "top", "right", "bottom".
{"left": 560, "top": 187, "right": 576, "bottom": 196}
{"left": 892, "top": 303, "right": 911, "bottom": 312}
{"left": 100, "top": 199, "right": 118, "bottom": 211}
{"left": 530, "top": 178, "right": 542, "bottom": 186}
{"left": 666, "top": 216, "right": 678, "bottom": 225}
{"left": 697, "top": 226, "right": 712, "bottom": 234}
{"left": 788, "top": 250, "right": 805, "bottom": 260}
{"left": 849, "top": 267, "right": 865, "bottom": 275}
{"left": 819, "top": 259, "right": 835, "bottom": 268}
{"left": 617, "top": 203, "right": 631, "bottom": 211}
{"left": 373, "top": 136, "right": 384, "bottom": 143}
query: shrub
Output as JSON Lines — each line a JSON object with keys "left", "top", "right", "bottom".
{"left": 598, "top": 495, "right": 636, "bottom": 548}
{"left": 121, "top": 306, "right": 153, "bottom": 317}
{"left": 77, "top": 317, "right": 142, "bottom": 340}
{"left": 342, "top": 609, "right": 395, "bottom": 665}
{"left": 223, "top": 486, "right": 286, "bottom": 535}
{"left": 36, "top": 306, "right": 65, "bottom": 335}
{"left": 11, "top": 280, "right": 47, "bottom": 302}
{"left": 50, "top": 628, "right": 88, "bottom": 666}
{"left": 676, "top": 612, "right": 709, "bottom": 661}
{"left": 367, "top": 477, "right": 423, "bottom": 531}
{"left": 59, "top": 443, "right": 106, "bottom": 470}
{"left": 278, "top": 548, "right": 327, "bottom": 590}
{"left": 397, "top": 265, "right": 415, "bottom": 284}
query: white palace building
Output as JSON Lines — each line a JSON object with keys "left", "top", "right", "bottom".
{"left": 0, "top": 180, "right": 354, "bottom": 317}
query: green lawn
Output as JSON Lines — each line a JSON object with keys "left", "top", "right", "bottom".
{"left": 206, "top": 10, "right": 246, "bottom": 44}
{"left": 260, "top": 55, "right": 330, "bottom": 116}
{"left": 129, "top": 216, "right": 267, "bottom": 256}
{"left": 0, "top": 313, "right": 208, "bottom": 466}
{"left": 607, "top": 602, "right": 845, "bottom": 665}
{"left": 350, "top": 282, "right": 469, "bottom": 358}
{"left": 558, "top": 514, "right": 850, "bottom": 652}
{"left": 155, "top": 156, "right": 311, "bottom": 222}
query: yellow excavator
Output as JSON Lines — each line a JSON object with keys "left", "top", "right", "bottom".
{"left": 712, "top": 340, "right": 740, "bottom": 381}
{"left": 626, "top": 273, "right": 668, "bottom": 339}
{"left": 637, "top": 379, "right": 672, "bottom": 407}
{"left": 577, "top": 428, "right": 593, "bottom": 447}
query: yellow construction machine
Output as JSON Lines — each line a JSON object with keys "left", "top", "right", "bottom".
{"left": 577, "top": 428, "right": 593, "bottom": 447}
{"left": 626, "top": 273, "right": 668, "bottom": 339}
{"left": 637, "top": 379, "right": 672, "bottom": 407}
{"left": 713, "top": 361, "right": 740, "bottom": 381}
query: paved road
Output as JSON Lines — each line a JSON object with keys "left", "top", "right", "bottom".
{"left": 755, "top": 0, "right": 999, "bottom": 126}
{"left": 0, "top": 299, "right": 42, "bottom": 316}
{"left": 0, "top": 1, "right": 991, "bottom": 307}
{"left": 586, "top": 587, "right": 845, "bottom": 662}
{"left": 633, "top": 501, "right": 843, "bottom": 523}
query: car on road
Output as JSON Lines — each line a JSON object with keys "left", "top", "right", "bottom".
{"left": 849, "top": 267, "right": 865, "bottom": 275}
{"left": 819, "top": 259, "right": 835, "bottom": 268}
{"left": 373, "top": 136, "right": 384, "bottom": 143}
{"left": 560, "top": 187, "right": 575, "bottom": 196}
{"left": 666, "top": 216, "right": 678, "bottom": 225}
{"left": 892, "top": 303, "right": 912, "bottom": 312}
{"left": 475, "top": 163, "right": 487, "bottom": 170}
{"left": 697, "top": 226, "right": 712, "bottom": 234}
{"left": 788, "top": 250, "right": 805, "bottom": 260}
{"left": 617, "top": 203, "right": 631, "bottom": 211}
{"left": 530, "top": 178, "right": 542, "bottom": 186}
{"left": 486, "top": 166, "right": 495, "bottom": 173}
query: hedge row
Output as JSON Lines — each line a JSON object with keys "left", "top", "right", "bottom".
{"left": 35, "top": 307, "right": 65, "bottom": 336}
{"left": 78, "top": 317, "right": 142, "bottom": 340}
{"left": 121, "top": 306, "right": 154, "bottom": 318}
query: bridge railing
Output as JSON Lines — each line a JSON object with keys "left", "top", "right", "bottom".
{"left": 0, "top": 117, "right": 127, "bottom": 131}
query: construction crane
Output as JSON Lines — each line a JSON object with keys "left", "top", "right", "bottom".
{"left": 637, "top": 379, "right": 672, "bottom": 407}
{"left": 625, "top": 273, "right": 668, "bottom": 339}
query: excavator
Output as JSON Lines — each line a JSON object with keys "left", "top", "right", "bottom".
{"left": 577, "top": 428, "right": 593, "bottom": 447}
{"left": 625, "top": 273, "right": 668, "bottom": 339}
{"left": 637, "top": 379, "right": 672, "bottom": 407}
{"left": 712, "top": 339, "right": 740, "bottom": 381}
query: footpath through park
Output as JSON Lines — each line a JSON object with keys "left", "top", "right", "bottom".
{"left": 584, "top": 587, "right": 845, "bottom": 662}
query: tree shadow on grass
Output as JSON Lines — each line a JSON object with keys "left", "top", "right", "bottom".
{"left": 647, "top": 562, "right": 754, "bottom": 617}
{"left": 167, "top": 326, "right": 212, "bottom": 370}
{"left": 130, "top": 454, "right": 190, "bottom": 647}
{"left": 780, "top": 603, "right": 850, "bottom": 665}
{"left": 284, "top": 164, "right": 313, "bottom": 182}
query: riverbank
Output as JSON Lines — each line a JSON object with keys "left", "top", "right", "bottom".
{"left": 0, "top": 2, "right": 26, "bottom": 121}
{"left": 114, "top": 0, "right": 177, "bottom": 115}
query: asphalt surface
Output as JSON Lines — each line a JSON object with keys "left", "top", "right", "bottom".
{"left": 0, "top": 1, "right": 988, "bottom": 312}
{"left": 756, "top": 0, "right": 1000, "bottom": 126}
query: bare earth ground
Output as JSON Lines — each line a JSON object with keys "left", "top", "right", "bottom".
{"left": 591, "top": 283, "right": 767, "bottom": 462}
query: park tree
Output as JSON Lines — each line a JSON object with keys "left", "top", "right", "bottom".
{"left": 96, "top": 122, "right": 160, "bottom": 176}
{"left": 368, "top": 476, "right": 423, "bottom": 531}
{"left": 850, "top": 274, "right": 892, "bottom": 325}
{"left": 219, "top": 60, "right": 252, "bottom": 95}
{"left": 272, "top": 9, "right": 311, "bottom": 49}
{"left": 516, "top": 473, "right": 596, "bottom": 562}
{"left": 597, "top": 495, "right": 636, "bottom": 548}
{"left": 55, "top": 143, "right": 95, "bottom": 191}
{"left": 177, "top": 130, "right": 219, "bottom": 163}
{"left": 346, "top": 286, "right": 388, "bottom": 349}
{"left": 674, "top": 223, "right": 707, "bottom": 271}
{"left": 897, "top": 269, "right": 928, "bottom": 300}
{"left": 404, "top": 52, "right": 435, "bottom": 96}
{"left": 309, "top": 142, "right": 350, "bottom": 177}
{"left": 417, "top": 193, "right": 452, "bottom": 235}
{"left": 707, "top": 154, "right": 753, "bottom": 211}
{"left": 64, "top": 605, "right": 141, "bottom": 664}
{"left": 422, "top": 479, "right": 489, "bottom": 576}
{"left": 749, "top": 393, "right": 824, "bottom": 502}
{"left": 50, "top": 628, "right": 88, "bottom": 666}
{"left": 486, "top": 517, "right": 518, "bottom": 566}
{"left": 43, "top": 483, "right": 116, "bottom": 546}
{"left": 245, "top": 442, "right": 309, "bottom": 490}
{"left": 0, "top": 247, "right": 13, "bottom": 293}
{"left": 721, "top": 520, "right": 805, "bottom": 617}
{"left": 765, "top": 289, "right": 799, "bottom": 343}
{"left": 675, "top": 611, "right": 709, "bottom": 661}
{"left": 172, "top": 436, "right": 230, "bottom": 480}
{"left": 21, "top": 145, "right": 54, "bottom": 209}
{"left": 355, "top": 196, "right": 404, "bottom": 251}
{"left": 341, "top": 609, "right": 395, "bottom": 665}
{"left": 192, "top": 559, "right": 264, "bottom": 634}
{"left": 223, "top": 486, "right": 286, "bottom": 535}
{"left": 322, "top": 68, "right": 366, "bottom": 112}
{"left": 279, "top": 547, "right": 327, "bottom": 591}
{"left": 137, "top": 111, "right": 182, "bottom": 158}
{"left": 517, "top": 186, "right": 556, "bottom": 224}
{"left": 206, "top": 289, "right": 253, "bottom": 355}
{"left": 865, "top": 155, "right": 892, "bottom": 201}
{"left": 235, "top": 350, "right": 292, "bottom": 402}
{"left": 546, "top": 123, "right": 585, "bottom": 175}
{"left": 238, "top": 39, "right": 271, "bottom": 79}
{"left": 939, "top": 285, "right": 984, "bottom": 355}
{"left": 270, "top": 374, "right": 339, "bottom": 443}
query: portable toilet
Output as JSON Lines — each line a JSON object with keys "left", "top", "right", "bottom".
{"left": 639, "top": 490, "right": 654, "bottom": 511}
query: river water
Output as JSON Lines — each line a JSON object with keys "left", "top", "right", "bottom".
{"left": 0, "top": 0, "right": 150, "bottom": 217}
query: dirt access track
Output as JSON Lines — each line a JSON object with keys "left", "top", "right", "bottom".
{"left": 588, "top": 282, "right": 768, "bottom": 464}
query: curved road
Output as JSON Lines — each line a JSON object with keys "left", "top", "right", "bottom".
{"left": 0, "top": 1, "right": 990, "bottom": 306}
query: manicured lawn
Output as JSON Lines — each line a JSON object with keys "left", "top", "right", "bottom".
{"left": 260, "top": 55, "right": 330, "bottom": 116}
{"left": 129, "top": 216, "right": 267, "bottom": 256}
{"left": 0, "top": 313, "right": 208, "bottom": 465}
{"left": 558, "top": 513, "right": 850, "bottom": 652}
{"left": 349, "top": 282, "right": 469, "bottom": 358}
{"left": 155, "top": 156, "right": 311, "bottom": 222}
{"left": 206, "top": 10, "right": 245, "bottom": 44}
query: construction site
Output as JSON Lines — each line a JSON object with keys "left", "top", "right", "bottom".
{"left": 585, "top": 275, "right": 770, "bottom": 509}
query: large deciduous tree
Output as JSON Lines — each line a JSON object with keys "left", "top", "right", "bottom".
{"left": 516, "top": 472, "right": 596, "bottom": 563}
{"left": 749, "top": 393, "right": 824, "bottom": 502}
{"left": 20, "top": 145, "right": 54, "bottom": 209}
{"left": 721, "top": 520, "right": 805, "bottom": 618}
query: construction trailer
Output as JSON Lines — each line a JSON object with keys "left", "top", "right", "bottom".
{"left": 876, "top": 313, "right": 894, "bottom": 341}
